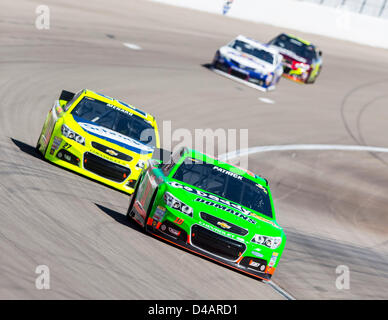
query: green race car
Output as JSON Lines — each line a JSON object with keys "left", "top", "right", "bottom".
{"left": 127, "top": 147, "right": 286, "bottom": 280}
{"left": 36, "top": 89, "right": 160, "bottom": 194}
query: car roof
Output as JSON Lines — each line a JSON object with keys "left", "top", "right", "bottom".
{"left": 235, "top": 35, "right": 280, "bottom": 56}
{"left": 182, "top": 148, "right": 269, "bottom": 187}
{"left": 82, "top": 89, "right": 156, "bottom": 124}
{"left": 282, "top": 33, "right": 314, "bottom": 47}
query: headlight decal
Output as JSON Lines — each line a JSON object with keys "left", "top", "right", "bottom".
{"left": 61, "top": 124, "right": 85, "bottom": 145}
{"left": 251, "top": 234, "right": 282, "bottom": 249}
{"left": 164, "top": 192, "right": 193, "bottom": 217}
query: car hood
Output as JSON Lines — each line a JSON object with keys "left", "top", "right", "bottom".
{"left": 220, "top": 46, "right": 275, "bottom": 74}
{"left": 70, "top": 115, "right": 154, "bottom": 155}
{"left": 167, "top": 180, "right": 282, "bottom": 235}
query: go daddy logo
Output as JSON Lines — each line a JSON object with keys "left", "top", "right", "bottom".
{"left": 168, "top": 181, "right": 256, "bottom": 225}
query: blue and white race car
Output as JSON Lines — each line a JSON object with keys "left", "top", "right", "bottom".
{"left": 211, "top": 35, "right": 283, "bottom": 91}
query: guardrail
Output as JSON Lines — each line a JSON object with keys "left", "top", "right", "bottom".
{"left": 298, "top": 0, "right": 388, "bottom": 18}
{"left": 153, "top": 0, "right": 388, "bottom": 49}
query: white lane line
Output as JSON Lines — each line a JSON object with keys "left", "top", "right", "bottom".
{"left": 211, "top": 68, "right": 272, "bottom": 92}
{"left": 123, "top": 42, "right": 142, "bottom": 50}
{"left": 219, "top": 144, "right": 388, "bottom": 161}
{"left": 258, "top": 97, "right": 275, "bottom": 104}
{"left": 267, "top": 281, "right": 296, "bottom": 300}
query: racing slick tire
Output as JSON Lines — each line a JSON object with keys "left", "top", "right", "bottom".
{"left": 143, "top": 190, "right": 158, "bottom": 231}
{"left": 308, "top": 66, "right": 321, "bottom": 84}
{"left": 126, "top": 179, "right": 141, "bottom": 221}
{"left": 35, "top": 128, "right": 48, "bottom": 158}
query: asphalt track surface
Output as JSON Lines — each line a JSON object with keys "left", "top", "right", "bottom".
{"left": 1, "top": 0, "right": 388, "bottom": 299}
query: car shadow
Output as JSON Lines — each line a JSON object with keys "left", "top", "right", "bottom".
{"left": 95, "top": 203, "right": 144, "bottom": 233}
{"left": 201, "top": 63, "right": 246, "bottom": 91}
{"left": 201, "top": 63, "right": 212, "bottom": 70}
{"left": 9, "top": 137, "right": 134, "bottom": 196}
{"left": 10, "top": 138, "right": 42, "bottom": 160}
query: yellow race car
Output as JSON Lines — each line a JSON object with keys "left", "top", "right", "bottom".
{"left": 36, "top": 89, "right": 160, "bottom": 194}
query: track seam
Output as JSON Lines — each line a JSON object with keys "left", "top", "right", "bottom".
{"left": 267, "top": 281, "right": 296, "bottom": 300}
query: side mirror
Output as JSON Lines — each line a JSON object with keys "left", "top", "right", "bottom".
{"left": 318, "top": 50, "right": 322, "bottom": 57}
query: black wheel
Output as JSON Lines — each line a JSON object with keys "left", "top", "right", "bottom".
{"left": 126, "top": 179, "right": 141, "bottom": 220}
{"left": 212, "top": 51, "right": 220, "bottom": 68}
{"left": 35, "top": 139, "right": 41, "bottom": 153}
{"left": 309, "top": 66, "right": 321, "bottom": 84}
{"left": 143, "top": 189, "right": 158, "bottom": 231}
{"left": 35, "top": 133, "right": 48, "bottom": 159}
{"left": 59, "top": 90, "right": 75, "bottom": 102}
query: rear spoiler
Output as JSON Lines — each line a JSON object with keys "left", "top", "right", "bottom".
{"left": 59, "top": 90, "right": 75, "bottom": 102}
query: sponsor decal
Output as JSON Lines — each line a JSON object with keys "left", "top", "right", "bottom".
{"left": 153, "top": 206, "right": 166, "bottom": 222}
{"left": 106, "top": 103, "right": 133, "bottom": 117}
{"left": 117, "top": 100, "right": 147, "bottom": 117}
{"left": 195, "top": 198, "right": 256, "bottom": 225}
{"left": 249, "top": 260, "right": 260, "bottom": 268}
{"left": 168, "top": 227, "right": 181, "bottom": 237}
{"left": 251, "top": 250, "right": 264, "bottom": 258}
{"left": 55, "top": 105, "right": 63, "bottom": 115}
{"left": 248, "top": 212, "right": 280, "bottom": 229}
{"left": 52, "top": 136, "right": 62, "bottom": 150}
{"left": 93, "top": 150, "right": 126, "bottom": 165}
{"left": 269, "top": 252, "right": 279, "bottom": 267}
{"left": 51, "top": 136, "right": 63, "bottom": 155}
{"left": 77, "top": 120, "right": 153, "bottom": 155}
{"left": 248, "top": 260, "right": 266, "bottom": 272}
{"left": 198, "top": 221, "right": 245, "bottom": 243}
{"left": 212, "top": 166, "right": 242, "bottom": 180}
{"left": 168, "top": 181, "right": 281, "bottom": 229}
{"left": 168, "top": 181, "right": 255, "bottom": 222}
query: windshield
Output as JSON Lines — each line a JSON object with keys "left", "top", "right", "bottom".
{"left": 271, "top": 34, "right": 316, "bottom": 62}
{"left": 71, "top": 97, "right": 156, "bottom": 148}
{"left": 173, "top": 159, "right": 273, "bottom": 218}
{"left": 229, "top": 39, "right": 274, "bottom": 64}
